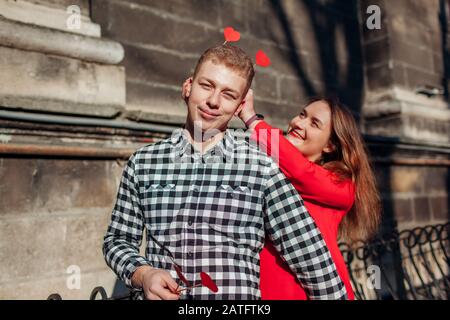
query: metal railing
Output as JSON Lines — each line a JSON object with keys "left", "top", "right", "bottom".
{"left": 47, "top": 222, "right": 449, "bottom": 300}
{"left": 340, "top": 222, "right": 449, "bottom": 300}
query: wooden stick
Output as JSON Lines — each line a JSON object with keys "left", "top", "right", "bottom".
{"left": 175, "top": 283, "right": 202, "bottom": 293}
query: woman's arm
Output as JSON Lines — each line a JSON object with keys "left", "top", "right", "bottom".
{"left": 251, "top": 120, "right": 354, "bottom": 211}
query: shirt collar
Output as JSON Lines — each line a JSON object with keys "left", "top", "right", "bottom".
{"left": 170, "top": 127, "right": 235, "bottom": 161}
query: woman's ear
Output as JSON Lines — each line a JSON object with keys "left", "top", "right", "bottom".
{"left": 323, "top": 142, "right": 336, "bottom": 154}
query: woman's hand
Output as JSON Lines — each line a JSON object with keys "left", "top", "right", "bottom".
{"left": 238, "top": 89, "right": 257, "bottom": 124}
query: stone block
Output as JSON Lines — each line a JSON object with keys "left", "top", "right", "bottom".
{"left": 405, "top": 66, "right": 442, "bottom": 91}
{"left": 363, "top": 37, "right": 391, "bottom": 66}
{"left": 430, "top": 196, "right": 449, "bottom": 221}
{"left": 253, "top": 71, "right": 279, "bottom": 101}
{"left": 423, "top": 167, "right": 449, "bottom": 192}
{"left": 413, "top": 196, "right": 431, "bottom": 222}
{"left": 390, "top": 167, "right": 424, "bottom": 194}
{"left": 391, "top": 40, "right": 434, "bottom": 72}
{"left": 125, "top": 80, "right": 187, "bottom": 122}
{"left": 28, "top": 0, "right": 90, "bottom": 16}
{"left": 129, "top": 0, "right": 220, "bottom": 26}
{"left": 121, "top": 44, "right": 197, "bottom": 88}
{"left": 383, "top": 197, "right": 414, "bottom": 223}
{"left": 0, "top": 159, "right": 122, "bottom": 216}
{"left": 0, "top": 267, "right": 117, "bottom": 299}
{"left": 366, "top": 62, "right": 394, "bottom": 91}
{"left": 218, "top": 0, "right": 249, "bottom": 33}
{"left": 0, "top": 209, "right": 113, "bottom": 284}
{"left": 94, "top": 0, "right": 221, "bottom": 55}
{"left": 0, "top": 46, "right": 125, "bottom": 117}
{"left": 279, "top": 76, "right": 308, "bottom": 105}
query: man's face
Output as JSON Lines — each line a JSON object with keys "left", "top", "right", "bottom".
{"left": 184, "top": 60, "right": 248, "bottom": 133}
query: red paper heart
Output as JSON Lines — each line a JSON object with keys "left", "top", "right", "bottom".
{"left": 224, "top": 27, "right": 240, "bottom": 42}
{"left": 255, "top": 50, "right": 271, "bottom": 67}
{"left": 200, "top": 271, "right": 218, "bottom": 293}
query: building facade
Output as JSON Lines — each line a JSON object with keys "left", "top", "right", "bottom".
{"left": 0, "top": 0, "right": 448, "bottom": 299}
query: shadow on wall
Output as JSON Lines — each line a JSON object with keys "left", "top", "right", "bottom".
{"left": 439, "top": 0, "right": 450, "bottom": 226}
{"left": 439, "top": 0, "right": 449, "bottom": 102}
{"left": 269, "top": 0, "right": 364, "bottom": 115}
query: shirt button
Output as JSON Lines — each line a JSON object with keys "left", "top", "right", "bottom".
{"left": 187, "top": 219, "right": 193, "bottom": 226}
{"left": 192, "top": 187, "right": 199, "bottom": 194}
{"left": 187, "top": 251, "right": 193, "bottom": 258}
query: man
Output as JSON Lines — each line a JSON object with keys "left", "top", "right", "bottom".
{"left": 103, "top": 45, "right": 347, "bottom": 300}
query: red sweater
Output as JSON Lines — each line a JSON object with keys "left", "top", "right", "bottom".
{"left": 252, "top": 121, "right": 355, "bottom": 300}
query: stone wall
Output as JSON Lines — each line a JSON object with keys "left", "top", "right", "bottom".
{"left": 358, "top": 0, "right": 449, "bottom": 232}
{"left": 0, "top": 0, "right": 448, "bottom": 299}
{"left": 360, "top": 0, "right": 449, "bottom": 142}
{"left": 371, "top": 143, "right": 449, "bottom": 232}
{"left": 0, "top": 158, "right": 124, "bottom": 299}
{"left": 361, "top": 0, "right": 445, "bottom": 93}
{"left": 0, "top": 0, "right": 132, "bottom": 299}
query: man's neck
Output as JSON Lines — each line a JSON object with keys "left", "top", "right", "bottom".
{"left": 184, "top": 121, "right": 226, "bottom": 155}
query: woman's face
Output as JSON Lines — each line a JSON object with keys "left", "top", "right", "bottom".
{"left": 285, "top": 100, "right": 334, "bottom": 162}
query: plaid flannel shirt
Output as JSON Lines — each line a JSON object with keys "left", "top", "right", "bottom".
{"left": 103, "top": 128, "right": 347, "bottom": 300}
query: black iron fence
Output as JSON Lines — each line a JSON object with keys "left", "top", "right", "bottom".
{"left": 340, "top": 222, "right": 449, "bottom": 300}
{"left": 47, "top": 222, "right": 449, "bottom": 300}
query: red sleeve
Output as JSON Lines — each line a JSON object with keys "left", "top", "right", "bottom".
{"left": 251, "top": 121, "right": 354, "bottom": 211}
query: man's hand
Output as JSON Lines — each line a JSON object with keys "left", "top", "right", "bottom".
{"left": 132, "top": 265, "right": 180, "bottom": 300}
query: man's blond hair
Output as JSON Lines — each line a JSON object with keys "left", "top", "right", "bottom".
{"left": 193, "top": 45, "right": 255, "bottom": 96}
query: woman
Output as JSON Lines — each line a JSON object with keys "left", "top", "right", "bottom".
{"left": 239, "top": 90, "right": 381, "bottom": 300}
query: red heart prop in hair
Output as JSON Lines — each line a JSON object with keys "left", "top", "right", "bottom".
{"left": 200, "top": 272, "right": 218, "bottom": 293}
{"left": 256, "top": 50, "right": 271, "bottom": 67}
{"left": 224, "top": 27, "right": 240, "bottom": 42}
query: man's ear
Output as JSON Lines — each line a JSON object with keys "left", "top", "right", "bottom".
{"left": 182, "top": 77, "right": 193, "bottom": 100}
{"left": 234, "top": 99, "right": 246, "bottom": 116}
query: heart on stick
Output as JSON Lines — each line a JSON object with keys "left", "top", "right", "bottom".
{"left": 255, "top": 50, "right": 271, "bottom": 67}
{"left": 224, "top": 27, "right": 240, "bottom": 42}
{"left": 200, "top": 271, "right": 218, "bottom": 293}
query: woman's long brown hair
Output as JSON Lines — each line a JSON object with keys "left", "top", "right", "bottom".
{"left": 305, "top": 97, "right": 381, "bottom": 243}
